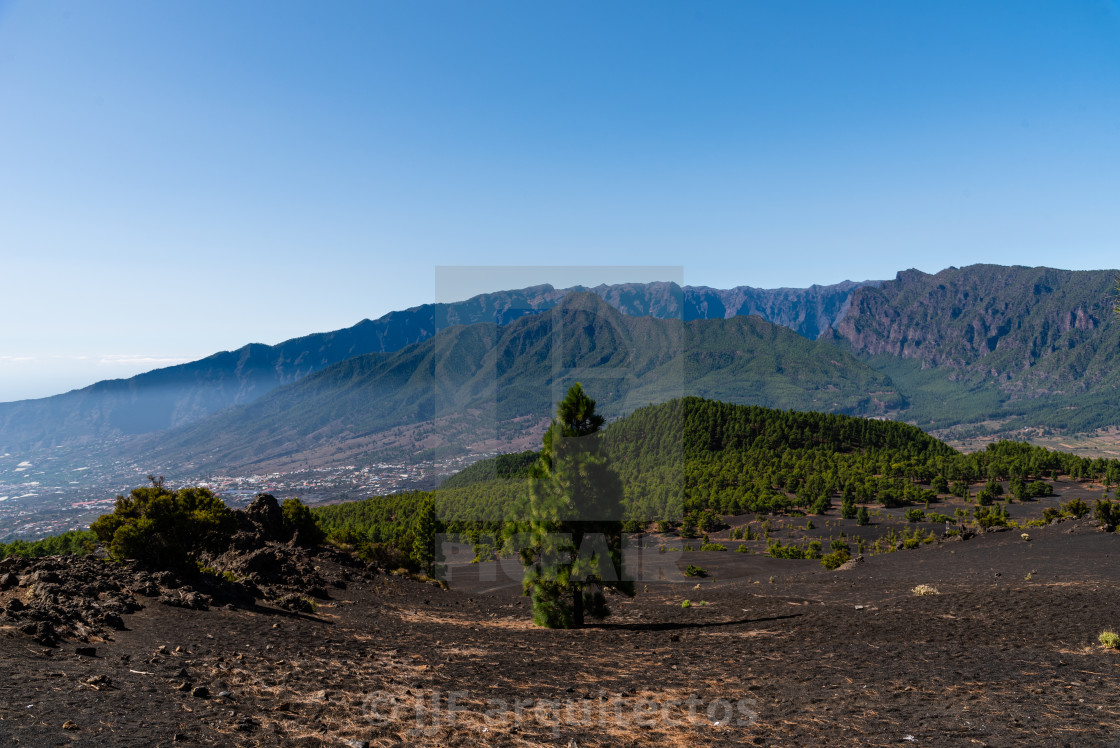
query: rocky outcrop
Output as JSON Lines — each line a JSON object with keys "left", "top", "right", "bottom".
{"left": 830, "top": 265, "right": 1120, "bottom": 396}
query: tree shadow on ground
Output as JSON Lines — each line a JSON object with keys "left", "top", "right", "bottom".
{"left": 586, "top": 612, "right": 802, "bottom": 632}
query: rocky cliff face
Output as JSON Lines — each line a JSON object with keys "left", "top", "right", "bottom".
{"left": 831, "top": 264, "right": 1119, "bottom": 395}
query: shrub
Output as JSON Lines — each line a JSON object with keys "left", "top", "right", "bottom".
{"left": 905, "top": 508, "right": 925, "bottom": 523}
{"left": 281, "top": 498, "right": 326, "bottom": 545}
{"left": 766, "top": 541, "right": 810, "bottom": 559}
{"left": 856, "top": 506, "right": 870, "bottom": 526}
{"left": 820, "top": 549, "right": 851, "bottom": 570}
{"left": 736, "top": 543, "right": 750, "bottom": 553}
{"left": 681, "top": 599, "right": 692, "bottom": 608}
{"left": 700, "top": 543, "right": 727, "bottom": 552}
{"left": 684, "top": 564, "right": 708, "bottom": 578}
{"left": 1094, "top": 500, "right": 1120, "bottom": 529}
{"left": 911, "top": 584, "right": 940, "bottom": 596}
{"left": 1063, "top": 498, "right": 1090, "bottom": 519}
{"left": 90, "top": 483, "right": 235, "bottom": 570}
{"left": 1026, "top": 481, "right": 1053, "bottom": 499}
{"left": 1099, "top": 631, "right": 1120, "bottom": 649}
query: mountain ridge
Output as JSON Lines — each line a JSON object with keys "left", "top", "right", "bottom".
{"left": 0, "top": 279, "right": 877, "bottom": 452}
{"left": 129, "top": 293, "right": 903, "bottom": 476}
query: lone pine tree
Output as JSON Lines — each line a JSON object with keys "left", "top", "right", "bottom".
{"left": 517, "top": 383, "right": 634, "bottom": 628}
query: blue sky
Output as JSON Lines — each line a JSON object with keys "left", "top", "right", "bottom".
{"left": 1, "top": 1, "right": 1119, "bottom": 401}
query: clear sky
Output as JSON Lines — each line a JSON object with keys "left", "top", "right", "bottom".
{"left": 1, "top": 1, "right": 1119, "bottom": 402}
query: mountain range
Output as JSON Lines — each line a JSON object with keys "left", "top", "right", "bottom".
{"left": 1, "top": 264, "right": 1117, "bottom": 482}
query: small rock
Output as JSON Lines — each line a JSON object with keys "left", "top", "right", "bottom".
{"left": 218, "top": 691, "right": 234, "bottom": 699}
{"left": 191, "top": 686, "right": 210, "bottom": 699}
{"left": 101, "top": 612, "right": 125, "bottom": 630}
{"left": 176, "top": 681, "right": 192, "bottom": 692}
{"left": 342, "top": 740, "right": 370, "bottom": 748}
{"left": 62, "top": 720, "right": 79, "bottom": 730}
{"left": 75, "top": 646, "right": 97, "bottom": 658}
{"left": 234, "top": 716, "right": 258, "bottom": 732}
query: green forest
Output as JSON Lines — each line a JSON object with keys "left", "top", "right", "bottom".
{"left": 313, "top": 396, "right": 1120, "bottom": 568}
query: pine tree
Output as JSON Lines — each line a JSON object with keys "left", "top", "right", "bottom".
{"left": 410, "top": 495, "right": 437, "bottom": 576}
{"left": 856, "top": 505, "right": 870, "bottom": 526}
{"left": 517, "top": 383, "right": 634, "bottom": 628}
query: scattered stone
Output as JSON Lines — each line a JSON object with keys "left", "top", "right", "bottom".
{"left": 191, "top": 686, "right": 210, "bottom": 699}
{"left": 84, "top": 675, "right": 111, "bottom": 690}
{"left": 159, "top": 591, "right": 211, "bottom": 611}
{"left": 218, "top": 691, "right": 234, "bottom": 699}
{"left": 234, "top": 716, "right": 258, "bottom": 732}
{"left": 75, "top": 646, "right": 97, "bottom": 657}
{"left": 62, "top": 720, "right": 78, "bottom": 730}
{"left": 342, "top": 740, "right": 370, "bottom": 748}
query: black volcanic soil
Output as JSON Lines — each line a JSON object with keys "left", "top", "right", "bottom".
{"left": 3, "top": 521, "right": 1120, "bottom": 747}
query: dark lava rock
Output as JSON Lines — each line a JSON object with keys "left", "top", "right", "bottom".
{"left": 191, "top": 685, "right": 210, "bottom": 699}
{"left": 159, "top": 591, "right": 211, "bottom": 611}
{"left": 75, "top": 646, "right": 97, "bottom": 657}
{"left": 242, "top": 493, "right": 286, "bottom": 541}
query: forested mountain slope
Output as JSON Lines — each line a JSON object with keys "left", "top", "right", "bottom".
{"left": 132, "top": 294, "right": 902, "bottom": 475}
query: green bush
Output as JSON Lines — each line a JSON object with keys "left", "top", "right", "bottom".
{"left": 684, "top": 564, "right": 708, "bottom": 578}
{"left": 820, "top": 549, "right": 851, "bottom": 570}
{"left": 766, "top": 541, "right": 811, "bottom": 559}
{"left": 1026, "top": 481, "right": 1053, "bottom": 499}
{"left": 1063, "top": 498, "right": 1090, "bottom": 519}
{"left": 1099, "top": 631, "right": 1120, "bottom": 649}
{"left": 1094, "top": 499, "right": 1120, "bottom": 529}
{"left": 905, "top": 508, "right": 925, "bottom": 523}
{"left": 700, "top": 542, "right": 727, "bottom": 551}
{"left": 90, "top": 483, "right": 235, "bottom": 570}
{"left": 281, "top": 498, "right": 326, "bottom": 545}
